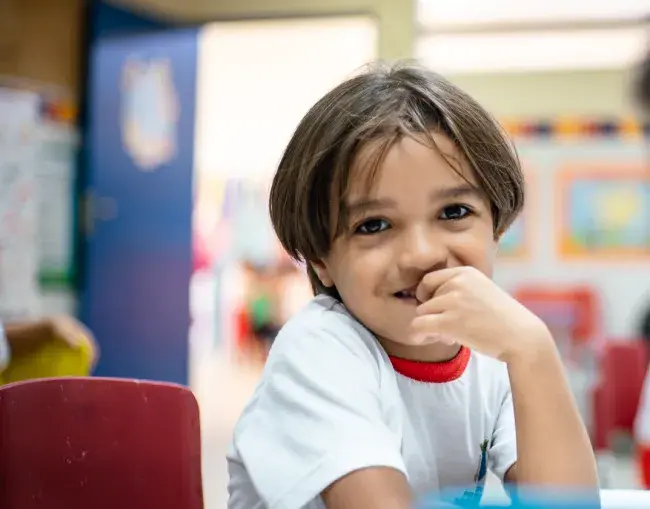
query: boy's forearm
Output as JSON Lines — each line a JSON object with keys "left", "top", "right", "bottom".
{"left": 507, "top": 331, "right": 599, "bottom": 490}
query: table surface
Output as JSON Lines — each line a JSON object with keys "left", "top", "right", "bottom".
{"left": 600, "top": 489, "right": 650, "bottom": 508}
{"left": 419, "top": 489, "right": 650, "bottom": 508}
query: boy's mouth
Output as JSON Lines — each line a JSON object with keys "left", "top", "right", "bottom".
{"left": 393, "top": 286, "right": 419, "bottom": 302}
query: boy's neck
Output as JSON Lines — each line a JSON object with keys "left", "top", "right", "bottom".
{"left": 379, "top": 338, "right": 462, "bottom": 363}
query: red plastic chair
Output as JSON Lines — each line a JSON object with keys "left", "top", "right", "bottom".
{"left": 592, "top": 340, "right": 649, "bottom": 450}
{"left": 0, "top": 377, "right": 203, "bottom": 509}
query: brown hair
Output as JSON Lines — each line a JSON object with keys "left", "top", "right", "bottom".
{"left": 269, "top": 60, "right": 524, "bottom": 297}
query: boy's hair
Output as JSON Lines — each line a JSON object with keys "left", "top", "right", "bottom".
{"left": 269, "top": 61, "right": 524, "bottom": 297}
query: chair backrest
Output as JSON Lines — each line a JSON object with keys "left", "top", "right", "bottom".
{"left": 592, "top": 340, "right": 649, "bottom": 450}
{"left": 0, "top": 377, "right": 203, "bottom": 509}
{"left": 602, "top": 341, "right": 648, "bottom": 431}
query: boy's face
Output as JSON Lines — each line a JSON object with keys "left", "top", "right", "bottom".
{"left": 313, "top": 133, "right": 498, "bottom": 357}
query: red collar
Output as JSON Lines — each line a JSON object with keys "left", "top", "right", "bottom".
{"left": 389, "top": 346, "right": 470, "bottom": 383}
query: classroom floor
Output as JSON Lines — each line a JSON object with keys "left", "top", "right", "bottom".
{"left": 191, "top": 345, "right": 642, "bottom": 509}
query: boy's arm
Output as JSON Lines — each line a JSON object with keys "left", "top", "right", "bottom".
{"left": 322, "top": 467, "right": 412, "bottom": 509}
{"left": 504, "top": 332, "right": 599, "bottom": 490}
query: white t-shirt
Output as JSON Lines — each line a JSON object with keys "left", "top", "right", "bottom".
{"left": 227, "top": 295, "right": 517, "bottom": 509}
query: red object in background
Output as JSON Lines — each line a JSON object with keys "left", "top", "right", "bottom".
{"left": 592, "top": 383, "right": 609, "bottom": 450}
{"left": 514, "top": 286, "right": 599, "bottom": 345}
{"left": 592, "top": 340, "right": 649, "bottom": 450}
{"left": 192, "top": 233, "right": 212, "bottom": 273}
{"left": 235, "top": 306, "right": 252, "bottom": 351}
{"left": 602, "top": 341, "right": 648, "bottom": 430}
{"left": 0, "top": 378, "right": 203, "bottom": 509}
{"left": 639, "top": 446, "right": 650, "bottom": 489}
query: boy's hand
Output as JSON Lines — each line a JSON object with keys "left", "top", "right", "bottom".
{"left": 411, "top": 266, "right": 550, "bottom": 362}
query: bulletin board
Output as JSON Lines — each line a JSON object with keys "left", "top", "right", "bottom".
{"left": 494, "top": 118, "right": 650, "bottom": 339}
{"left": 501, "top": 118, "right": 650, "bottom": 262}
{"left": 555, "top": 164, "right": 650, "bottom": 260}
{"left": 0, "top": 81, "right": 78, "bottom": 320}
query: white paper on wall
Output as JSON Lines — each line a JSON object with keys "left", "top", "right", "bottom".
{"left": 35, "top": 120, "right": 78, "bottom": 284}
{"left": 0, "top": 88, "right": 41, "bottom": 320}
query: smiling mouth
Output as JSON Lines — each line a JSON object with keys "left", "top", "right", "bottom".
{"left": 394, "top": 289, "right": 418, "bottom": 302}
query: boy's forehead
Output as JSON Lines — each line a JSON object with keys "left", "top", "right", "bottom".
{"left": 345, "top": 133, "right": 478, "bottom": 202}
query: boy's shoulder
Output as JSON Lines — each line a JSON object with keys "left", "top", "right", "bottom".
{"left": 231, "top": 295, "right": 395, "bottom": 438}
{"left": 268, "top": 294, "right": 388, "bottom": 367}
{"left": 280, "top": 293, "right": 361, "bottom": 330}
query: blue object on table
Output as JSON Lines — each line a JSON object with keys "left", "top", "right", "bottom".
{"left": 416, "top": 485, "right": 601, "bottom": 509}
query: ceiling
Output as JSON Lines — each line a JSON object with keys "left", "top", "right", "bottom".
{"left": 107, "top": 0, "right": 209, "bottom": 20}
{"left": 106, "top": 0, "right": 376, "bottom": 22}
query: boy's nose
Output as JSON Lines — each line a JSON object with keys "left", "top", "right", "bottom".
{"left": 397, "top": 226, "right": 448, "bottom": 273}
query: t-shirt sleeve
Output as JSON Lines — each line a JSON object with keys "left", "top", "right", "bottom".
{"left": 232, "top": 318, "right": 406, "bottom": 509}
{"left": 489, "top": 385, "right": 518, "bottom": 481}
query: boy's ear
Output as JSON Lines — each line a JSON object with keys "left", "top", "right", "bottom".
{"left": 311, "top": 260, "right": 334, "bottom": 288}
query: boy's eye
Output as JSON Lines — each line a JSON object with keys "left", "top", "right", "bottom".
{"left": 355, "top": 218, "right": 390, "bottom": 235}
{"left": 440, "top": 204, "right": 472, "bottom": 221}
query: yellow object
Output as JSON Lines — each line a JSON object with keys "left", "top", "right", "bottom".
{"left": 555, "top": 118, "right": 583, "bottom": 136}
{"left": 598, "top": 187, "right": 642, "bottom": 230}
{"left": 619, "top": 119, "right": 642, "bottom": 137}
{"left": 0, "top": 334, "right": 94, "bottom": 385}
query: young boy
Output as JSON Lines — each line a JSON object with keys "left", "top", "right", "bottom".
{"left": 226, "top": 62, "right": 598, "bottom": 508}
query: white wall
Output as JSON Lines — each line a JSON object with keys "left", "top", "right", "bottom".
{"left": 494, "top": 138, "right": 650, "bottom": 339}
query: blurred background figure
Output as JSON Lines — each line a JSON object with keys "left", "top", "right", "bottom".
{"left": 235, "top": 260, "right": 284, "bottom": 363}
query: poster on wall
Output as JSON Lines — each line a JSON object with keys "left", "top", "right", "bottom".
{"left": 35, "top": 117, "right": 78, "bottom": 287}
{"left": 557, "top": 164, "right": 650, "bottom": 259}
{"left": 0, "top": 88, "right": 41, "bottom": 320}
{"left": 192, "top": 173, "right": 311, "bottom": 365}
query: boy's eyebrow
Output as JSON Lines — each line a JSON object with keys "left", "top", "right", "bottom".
{"left": 437, "top": 183, "right": 481, "bottom": 200}
{"left": 344, "top": 197, "right": 397, "bottom": 216}
{"left": 345, "top": 184, "right": 481, "bottom": 216}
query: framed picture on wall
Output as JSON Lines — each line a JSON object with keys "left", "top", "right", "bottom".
{"left": 556, "top": 164, "right": 650, "bottom": 260}
{"left": 498, "top": 165, "right": 535, "bottom": 261}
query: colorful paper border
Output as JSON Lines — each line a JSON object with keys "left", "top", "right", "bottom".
{"left": 501, "top": 118, "right": 650, "bottom": 139}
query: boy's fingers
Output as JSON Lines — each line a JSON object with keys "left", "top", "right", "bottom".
{"left": 415, "top": 268, "right": 461, "bottom": 304}
{"left": 409, "top": 313, "right": 454, "bottom": 344}
{"left": 415, "top": 293, "right": 452, "bottom": 316}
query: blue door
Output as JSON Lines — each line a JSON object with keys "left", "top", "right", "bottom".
{"left": 80, "top": 29, "right": 198, "bottom": 385}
